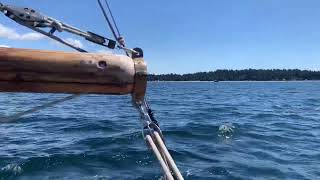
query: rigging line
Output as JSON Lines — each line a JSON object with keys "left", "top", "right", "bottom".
{"left": 146, "top": 135, "right": 175, "bottom": 180}
{"left": 104, "top": 0, "right": 121, "bottom": 37}
{"left": 0, "top": 94, "right": 81, "bottom": 123}
{"left": 153, "top": 131, "right": 184, "bottom": 180}
{"left": 22, "top": 22, "right": 88, "bottom": 53}
{"left": 97, "top": 0, "right": 119, "bottom": 42}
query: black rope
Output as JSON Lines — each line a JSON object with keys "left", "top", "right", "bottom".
{"left": 97, "top": 0, "right": 119, "bottom": 41}
{"left": 104, "top": 0, "right": 121, "bottom": 37}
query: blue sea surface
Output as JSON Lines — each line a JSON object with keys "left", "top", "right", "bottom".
{"left": 0, "top": 82, "right": 319, "bottom": 180}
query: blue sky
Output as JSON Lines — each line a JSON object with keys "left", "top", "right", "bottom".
{"left": 0, "top": 0, "right": 320, "bottom": 74}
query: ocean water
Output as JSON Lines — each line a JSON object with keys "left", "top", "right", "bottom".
{"left": 0, "top": 82, "right": 319, "bottom": 180}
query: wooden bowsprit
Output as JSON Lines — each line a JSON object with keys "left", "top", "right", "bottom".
{"left": 0, "top": 1, "right": 183, "bottom": 179}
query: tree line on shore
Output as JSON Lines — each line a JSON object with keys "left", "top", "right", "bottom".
{"left": 148, "top": 69, "right": 320, "bottom": 81}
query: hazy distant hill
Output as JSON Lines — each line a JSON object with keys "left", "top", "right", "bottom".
{"left": 148, "top": 69, "right": 320, "bottom": 81}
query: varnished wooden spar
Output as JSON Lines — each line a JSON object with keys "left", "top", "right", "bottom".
{"left": 0, "top": 47, "right": 147, "bottom": 95}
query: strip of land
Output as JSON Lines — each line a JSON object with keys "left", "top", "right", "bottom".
{"left": 148, "top": 69, "right": 320, "bottom": 81}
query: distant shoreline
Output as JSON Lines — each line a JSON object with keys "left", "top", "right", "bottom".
{"left": 148, "top": 69, "right": 320, "bottom": 82}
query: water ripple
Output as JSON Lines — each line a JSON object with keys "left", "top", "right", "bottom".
{"left": 0, "top": 82, "right": 319, "bottom": 179}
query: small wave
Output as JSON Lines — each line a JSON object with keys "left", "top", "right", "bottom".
{"left": 1, "top": 164, "right": 23, "bottom": 175}
{"left": 218, "top": 123, "right": 235, "bottom": 139}
{"left": 91, "top": 175, "right": 109, "bottom": 180}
